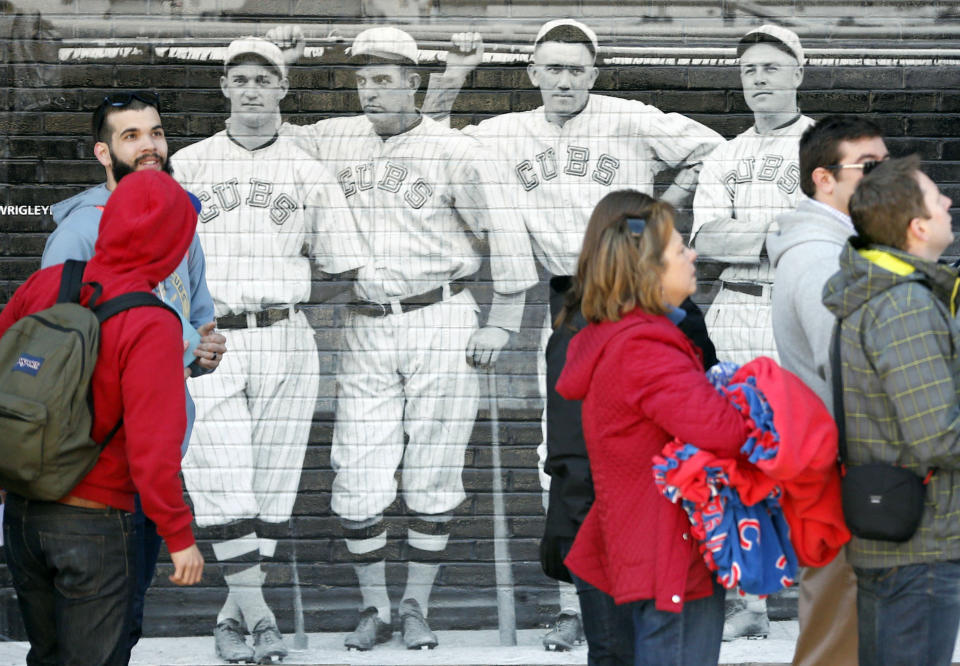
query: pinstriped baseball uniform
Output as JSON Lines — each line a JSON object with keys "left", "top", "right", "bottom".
{"left": 171, "top": 124, "right": 365, "bottom": 527}
{"left": 459, "top": 93, "right": 723, "bottom": 488}
{"left": 295, "top": 114, "right": 538, "bottom": 522}
{"left": 692, "top": 115, "right": 814, "bottom": 366}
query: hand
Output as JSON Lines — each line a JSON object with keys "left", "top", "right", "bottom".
{"left": 169, "top": 544, "right": 204, "bottom": 586}
{"left": 465, "top": 326, "right": 509, "bottom": 369}
{"left": 193, "top": 321, "right": 227, "bottom": 371}
{"left": 266, "top": 24, "right": 305, "bottom": 65}
{"left": 661, "top": 183, "right": 693, "bottom": 210}
{"left": 444, "top": 31, "right": 484, "bottom": 82}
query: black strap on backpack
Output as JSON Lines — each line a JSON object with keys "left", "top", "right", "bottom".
{"left": 55, "top": 259, "right": 179, "bottom": 448}
{"left": 830, "top": 322, "right": 848, "bottom": 465}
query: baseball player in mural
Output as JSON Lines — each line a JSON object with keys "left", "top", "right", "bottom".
{"left": 271, "top": 26, "right": 538, "bottom": 651}
{"left": 422, "top": 19, "right": 722, "bottom": 654}
{"left": 170, "top": 38, "right": 364, "bottom": 664}
{"left": 691, "top": 24, "right": 813, "bottom": 640}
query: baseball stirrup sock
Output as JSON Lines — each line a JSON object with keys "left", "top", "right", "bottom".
{"left": 213, "top": 533, "right": 275, "bottom": 630}
{"left": 403, "top": 518, "right": 451, "bottom": 617}
{"left": 345, "top": 521, "right": 389, "bottom": 622}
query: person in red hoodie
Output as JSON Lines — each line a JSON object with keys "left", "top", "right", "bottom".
{"left": 556, "top": 189, "right": 750, "bottom": 666}
{"left": 0, "top": 170, "right": 204, "bottom": 666}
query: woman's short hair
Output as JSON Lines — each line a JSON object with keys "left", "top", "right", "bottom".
{"left": 564, "top": 190, "right": 676, "bottom": 324}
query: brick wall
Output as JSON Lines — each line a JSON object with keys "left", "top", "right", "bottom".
{"left": 1, "top": 0, "right": 958, "bottom": 638}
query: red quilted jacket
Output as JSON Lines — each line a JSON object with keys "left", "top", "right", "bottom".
{"left": 556, "top": 308, "right": 749, "bottom": 611}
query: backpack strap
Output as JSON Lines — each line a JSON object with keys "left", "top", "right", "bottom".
{"left": 830, "top": 320, "right": 848, "bottom": 465}
{"left": 93, "top": 292, "right": 179, "bottom": 323}
{"left": 57, "top": 259, "right": 87, "bottom": 304}
{"left": 91, "top": 292, "right": 180, "bottom": 448}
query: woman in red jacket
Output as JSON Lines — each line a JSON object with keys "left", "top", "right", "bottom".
{"left": 556, "top": 190, "right": 750, "bottom": 666}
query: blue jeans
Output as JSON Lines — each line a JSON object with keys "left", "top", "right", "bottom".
{"left": 129, "top": 495, "right": 163, "bottom": 649}
{"left": 3, "top": 494, "right": 135, "bottom": 666}
{"left": 623, "top": 581, "right": 725, "bottom": 666}
{"left": 855, "top": 560, "right": 960, "bottom": 666}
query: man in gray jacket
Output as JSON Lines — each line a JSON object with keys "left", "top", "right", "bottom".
{"left": 768, "top": 115, "right": 888, "bottom": 666}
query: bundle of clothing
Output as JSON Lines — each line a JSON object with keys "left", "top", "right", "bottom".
{"left": 653, "top": 357, "right": 850, "bottom": 597}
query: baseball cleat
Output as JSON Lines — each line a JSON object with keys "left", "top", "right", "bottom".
{"left": 344, "top": 607, "right": 392, "bottom": 651}
{"left": 214, "top": 618, "right": 255, "bottom": 664}
{"left": 722, "top": 603, "right": 769, "bottom": 641}
{"left": 542, "top": 611, "right": 585, "bottom": 651}
{"left": 251, "top": 619, "right": 288, "bottom": 663}
{"left": 399, "top": 598, "right": 438, "bottom": 650}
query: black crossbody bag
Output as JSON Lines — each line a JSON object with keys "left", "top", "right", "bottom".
{"left": 831, "top": 322, "right": 931, "bottom": 542}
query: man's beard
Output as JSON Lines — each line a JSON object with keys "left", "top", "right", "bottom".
{"left": 110, "top": 148, "right": 173, "bottom": 183}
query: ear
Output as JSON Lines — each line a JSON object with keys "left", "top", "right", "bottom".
{"left": 811, "top": 166, "right": 835, "bottom": 195}
{"left": 527, "top": 62, "right": 540, "bottom": 87}
{"left": 93, "top": 141, "right": 112, "bottom": 170}
{"left": 793, "top": 64, "right": 804, "bottom": 87}
{"left": 408, "top": 71, "right": 421, "bottom": 91}
{"left": 906, "top": 215, "right": 929, "bottom": 246}
{"left": 587, "top": 65, "right": 600, "bottom": 89}
{"left": 220, "top": 75, "right": 229, "bottom": 97}
{"left": 278, "top": 76, "right": 290, "bottom": 100}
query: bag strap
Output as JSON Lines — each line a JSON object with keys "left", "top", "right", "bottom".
{"left": 830, "top": 320, "right": 848, "bottom": 464}
{"left": 93, "top": 291, "right": 178, "bottom": 323}
{"left": 57, "top": 259, "right": 86, "bottom": 304}
{"left": 91, "top": 291, "right": 179, "bottom": 448}
{"left": 831, "top": 317, "right": 936, "bottom": 484}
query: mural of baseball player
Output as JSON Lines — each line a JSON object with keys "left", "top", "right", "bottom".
{"left": 170, "top": 37, "right": 365, "bottom": 664}
{"left": 691, "top": 24, "right": 813, "bottom": 640}
{"left": 422, "top": 19, "right": 723, "bottom": 655}
{"left": 273, "top": 26, "right": 538, "bottom": 652}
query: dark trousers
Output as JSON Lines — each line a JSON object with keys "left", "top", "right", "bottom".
{"left": 856, "top": 560, "right": 960, "bottom": 666}
{"left": 3, "top": 493, "right": 135, "bottom": 666}
{"left": 624, "top": 582, "right": 725, "bottom": 666}
{"left": 128, "top": 495, "right": 163, "bottom": 649}
{"left": 558, "top": 537, "right": 635, "bottom": 665}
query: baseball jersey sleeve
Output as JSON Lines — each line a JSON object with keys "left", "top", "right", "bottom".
{"left": 691, "top": 144, "right": 767, "bottom": 262}
{"left": 633, "top": 107, "right": 723, "bottom": 193}
{"left": 448, "top": 142, "right": 538, "bottom": 296}
{"left": 300, "top": 165, "right": 367, "bottom": 276}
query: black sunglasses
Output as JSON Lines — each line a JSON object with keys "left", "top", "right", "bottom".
{"left": 823, "top": 159, "right": 885, "bottom": 175}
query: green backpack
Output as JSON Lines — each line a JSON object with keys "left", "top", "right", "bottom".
{"left": 0, "top": 260, "right": 178, "bottom": 500}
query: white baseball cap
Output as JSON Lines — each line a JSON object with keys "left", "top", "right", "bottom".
{"left": 534, "top": 19, "right": 599, "bottom": 57}
{"left": 737, "top": 24, "right": 804, "bottom": 65}
{"left": 349, "top": 26, "right": 419, "bottom": 65}
{"left": 224, "top": 37, "right": 287, "bottom": 78}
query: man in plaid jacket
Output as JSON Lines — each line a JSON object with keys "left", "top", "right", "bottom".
{"left": 822, "top": 155, "right": 960, "bottom": 666}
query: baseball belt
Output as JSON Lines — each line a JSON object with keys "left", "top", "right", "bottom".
{"left": 348, "top": 281, "right": 468, "bottom": 318}
{"left": 216, "top": 306, "right": 293, "bottom": 330}
{"left": 721, "top": 282, "right": 767, "bottom": 298}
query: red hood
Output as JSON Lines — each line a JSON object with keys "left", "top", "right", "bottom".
{"left": 89, "top": 170, "right": 197, "bottom": 289}
{"left": 559, "top": 309, "right": 676, "bottom": 401}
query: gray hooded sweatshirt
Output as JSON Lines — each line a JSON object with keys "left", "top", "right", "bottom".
{"left": 767, "top": 197, "right": 854, "bottom": 413}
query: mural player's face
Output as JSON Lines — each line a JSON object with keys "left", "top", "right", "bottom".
{"left": 659, "top": 226, "right": 698, "bottom": 308}
{"left": 220, "top": 62, "right": 288, "bottom": 129}
{"left": 739, "top": 43, "right": 802, "bottom": 115}
{"left": 831, "top": 136, "right": 889, "bottom": 214}
{"left": 914, "top": 170, "right": 954, "bottom": 258}
{"left": 528, "top": 41, "right": 599, "bottom": 123}
{"left": 99, "top": 107, "right": 169, "bottom": 184}
{"left": 355, "top": 63, "right": 420, "bottom": 132}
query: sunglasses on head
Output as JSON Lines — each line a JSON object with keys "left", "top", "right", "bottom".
{"left": 823, "top": 158, "right": 887, "bottom": 175}
{"left": 102, "top": 91, "right": 160, "bottom": 111}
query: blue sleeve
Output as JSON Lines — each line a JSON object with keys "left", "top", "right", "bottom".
{"left": 40, "top": 212, "right": 100, "bottom": 268}
{"left": 186, "top": 233, "right": 214, "bottom": 329}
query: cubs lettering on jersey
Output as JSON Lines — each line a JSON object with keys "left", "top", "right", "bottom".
{"left": 197, "top": 177, "right": 300, "bottom": 226}
{"left": 463, "top": 93, "right": 723, "bottom": 277}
